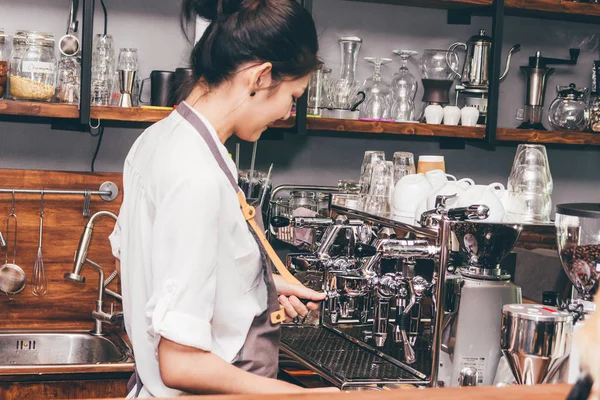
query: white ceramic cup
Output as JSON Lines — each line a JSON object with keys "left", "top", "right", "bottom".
{"left": 424, "top": 104, "right": 444, "bottom": 124}
{"left": 443, "top": 106, "right": 461, "bottom": 125}
{"left": 426, "top": 182, "right": 465, "bottom": 210}
{"left": 392, "top": 173, "right": 433, "bottom": 215}
{"left": 457, "top": 178, "right": 475, "bottom": 190}
{"left": 457, "top": 182, "right": 505, "bottom": 223}
{"left": 425, "top": 169, "right": 457, "bottom": 192}
{"left": 461, "top": 106, "right": 480, "bottom": 127}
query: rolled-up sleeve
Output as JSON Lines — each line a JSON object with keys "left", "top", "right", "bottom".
{"left": 147, "top": 173, "right": 221, "bottom": 352}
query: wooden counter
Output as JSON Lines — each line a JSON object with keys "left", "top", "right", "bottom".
{"left": 88, "top": 383, "right": 573, "bottom": 400}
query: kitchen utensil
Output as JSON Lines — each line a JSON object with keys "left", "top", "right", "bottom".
{"left": 457, "top": 183, "right": 506, "bottom": 223}
{"left": 117, "top": 48, "right": 138, "bottom": 108}
{"left": 32, "top": 192, "right": 47, "bottom": 297}
{"left": 461, "top": 106, "right": 480, "bottom": 126}
{"left": 360, "top": 57, "right": 393, "bottom": 120}
{"left": 548, "top": 83, "right": 589, "bottom": 132}
{"left": 501, "top": 304, "right": 573, "bottom": 385}
{"left": 417, "top": 155, "right": 445, "bottom": 174}
{"left": 364, "top": 160, "right": 394, "bottom": 215}
{"left": 391, "top": 173, "right": 433, "bottom": 216}
{"left": 0, "top": 191, "right": 25, "bottom": 298}
{"left": 447, "top": 29, "right": 519, "bottom": 90}
{"left": 59, "top": 0, "right": 80, "bottom": 57}
{"left": 56, "top": 55, "right": 81, "bottom": 104}
{"left": 323, "top": 78, "right": 364, "bottom": 110}
{"left": 420, "top": 49, "right": 459, "bottom": 106}
{"left": 443, "top": 105, "right": 461, "bottom": 125}
{"left": 358, "top": 151, "right": 386, "bottom": 208}
{"left": 307, "top": 64, "right": 326, "bottom": 116}
{"left": 424, "top": 104, "right": 444, "bottom": 124}
{"left": 555, "top": 203, "right": 600, "bottom": 301}
{"left": 391, "top": 50, "right": 418, "bottom": 100}
{"left": 518, "top": 49, "right": 580, "bottom": 130}
{"left": 139, "top": 70, "right": 176, "bottom": 107}
{"left": 424, "top": 169, "right": 457, "bottom": 192}
{"left": 91, "top": 34, "right": 115, "bottom": 106}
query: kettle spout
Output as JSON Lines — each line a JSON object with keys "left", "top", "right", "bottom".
{"left": 500, "top": 44, "right": 521, "bottom": 81}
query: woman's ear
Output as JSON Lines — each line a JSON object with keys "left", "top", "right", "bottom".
{"left": 250, "top": 62, "right": 273, "bottom": 93}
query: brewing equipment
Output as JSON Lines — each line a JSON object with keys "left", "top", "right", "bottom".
{"left": 268, "top": 187, "right": 528, "bottom": 389}
{"left": 500, "top": 304, "right": 573, "bottom": 385}
{"left": 448, "top": 29, "right": 520, "bottom": 124}
{"left": 517, "top": 49, "right": 580, "bottom": 130}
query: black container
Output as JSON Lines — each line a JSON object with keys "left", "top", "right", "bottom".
{"left": 139, "top": 70, "right": 176, "bottom": 107}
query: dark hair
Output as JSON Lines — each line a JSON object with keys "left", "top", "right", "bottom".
{"left": 181, "top": 0, "right": 319, "bottom": 90}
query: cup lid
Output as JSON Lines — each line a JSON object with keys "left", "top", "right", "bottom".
{"left": 556, "top": 203, "right": 600, "bottom": 219}
{"left": 502, "top": 304, "right": 573, "bottom": 323}
{"left": 419, "top": 155, "right": 444, "bottom": 162}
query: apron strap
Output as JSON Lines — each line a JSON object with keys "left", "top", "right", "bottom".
{"left": 177, "top": 103, "right": 300, "bottom": 324}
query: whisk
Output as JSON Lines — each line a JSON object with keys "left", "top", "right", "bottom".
{"left": 32, "top": 191, "right": 47, "bottom": 297}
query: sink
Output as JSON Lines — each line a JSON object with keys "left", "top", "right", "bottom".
{"left": 0, "top": 330, "right": 134, "bottom": 375}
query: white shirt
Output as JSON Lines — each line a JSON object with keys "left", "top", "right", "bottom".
{"left": 109, "top": 105, "right": 266, "bottom": 398}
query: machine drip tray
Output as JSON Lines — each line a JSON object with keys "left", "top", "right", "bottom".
{"left": 280, "top": 325, "right": 426, "bottom": 388}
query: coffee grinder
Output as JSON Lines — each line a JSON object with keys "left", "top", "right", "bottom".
{"left": 518, "top": 49, "right": 580, "bottom": 130}
{"left": 437, "top": 221, "right": 523, "bottom": 387}
{"left": 449, "top": 29, "right": 520, "bottom": 125}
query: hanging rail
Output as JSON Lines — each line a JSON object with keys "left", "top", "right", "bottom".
{"left": 0, "top": 181, "right": 118, "bottom": 202}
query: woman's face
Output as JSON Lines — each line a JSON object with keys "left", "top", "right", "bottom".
{"left": 234, "top": 73, "right": 310, "bottom": 142}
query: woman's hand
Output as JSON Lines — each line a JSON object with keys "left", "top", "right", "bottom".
{"left": 273, "top": 275, "right": 326, "bottom": 323}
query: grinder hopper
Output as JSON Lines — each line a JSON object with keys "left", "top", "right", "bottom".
{"left": 500, "top": 304, "right": 573, "bottom": 385}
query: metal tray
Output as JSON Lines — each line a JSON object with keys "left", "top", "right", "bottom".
{"left": 279, "top": 325, "right": 426, "bottom": 388}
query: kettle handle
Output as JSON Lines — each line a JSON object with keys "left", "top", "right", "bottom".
{"left": 447, "top": 42, "right": 467, "bottom": 79}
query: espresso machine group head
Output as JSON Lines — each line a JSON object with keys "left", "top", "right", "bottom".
{"left": 518, "top": 48, "right": 580, "bottom": 130}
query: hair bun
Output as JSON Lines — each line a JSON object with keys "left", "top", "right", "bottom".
{"left": 182, "top": 0, "right": 245, "bottom": 22}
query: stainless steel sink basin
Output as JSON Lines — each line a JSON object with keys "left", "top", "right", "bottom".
{"left": 0, "top": 330, "right": 134, "bottom": 375}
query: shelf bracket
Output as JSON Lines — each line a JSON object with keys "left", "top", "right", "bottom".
{"left": 80, "top": 0, "right": 95, "bottom": 126}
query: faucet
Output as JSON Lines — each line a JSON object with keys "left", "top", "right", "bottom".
{"left": 64, "top": 210, "right": 122, "bottom": 336}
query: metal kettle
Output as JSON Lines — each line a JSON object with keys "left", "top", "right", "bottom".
{"left": 447, "top": 29, "right": 520, "bottom": 90}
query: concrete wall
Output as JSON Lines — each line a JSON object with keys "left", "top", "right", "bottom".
{"left": 0, "top": 0, "right": 599, "bottom": 208}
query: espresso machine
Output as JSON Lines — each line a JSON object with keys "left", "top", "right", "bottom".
{"left": 268, "top": 187, "right": 526, "bottom": 389}
{"left": 448, "top": 29, "right": 520, "bottom": 125}
{"left": 517, "top": 49, "right": 580, "bottom": 130}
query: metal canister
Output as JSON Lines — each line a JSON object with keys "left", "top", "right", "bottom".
{"left": 500, "top": 304, "right": 573, "bottom": 385}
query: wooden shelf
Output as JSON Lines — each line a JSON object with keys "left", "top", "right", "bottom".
{"left": 505, "top": 0, "right": 600, "bottom": 23}
{"left": 497, "top": 128, "right": 600, "bottom": 146}
{"left": 0, "top": 100, "right": 79, "bottom": 119}
{"left": 347, "top": 0, "right": 492, "bottom": 9}
{"left": 91, "top": 106, "right": 170, "bottom": 123}
{"left": 306, "top": 117, "right": 486, "bottom": 139}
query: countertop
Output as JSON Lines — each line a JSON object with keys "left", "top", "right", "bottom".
{"left": 89, "top": 383, "right": 574, "bottom": 400}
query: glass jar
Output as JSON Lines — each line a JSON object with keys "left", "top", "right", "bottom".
{"left": 56, "top": 55, "right": 81, "bottom": 104}
{"left": 548, "top": 83, "right": 589, "bottom": 132}
{"left": 9, "top": 31, "right": 57, "bottom": 102}
{"left": 0, "top": 29, "right": 8, "bottom": 99}
{"left": 289, "top": 191, "right": 317, "bottom": 212}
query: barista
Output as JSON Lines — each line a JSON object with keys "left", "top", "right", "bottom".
{"left": 108, "top": 0, "right": 335, "bottom": 397}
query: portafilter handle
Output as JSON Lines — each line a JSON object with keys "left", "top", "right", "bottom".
{"left": 447, "top": 204, "right": 490, "bottom": 221}
{"left": 270, "top": 216, "right": 333, "bottom": 228}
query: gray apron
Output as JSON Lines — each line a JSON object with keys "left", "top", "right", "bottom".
{"left": 128, "top": 103, "right": 282, "bottom": 397}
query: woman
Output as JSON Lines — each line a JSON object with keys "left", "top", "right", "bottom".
{"left": 109, "top": 0, "right": 334, "bottom": 397}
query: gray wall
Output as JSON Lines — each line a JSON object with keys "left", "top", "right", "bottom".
{"left": 0, "top": 0, "right": 599, "bottom": 207}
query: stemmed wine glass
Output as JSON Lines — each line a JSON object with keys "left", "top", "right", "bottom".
{"left": 390, "top": 50, "right": 418, "bottom": 122}
{"left": 360, "top": 57, "right": 393, "bottom": 120}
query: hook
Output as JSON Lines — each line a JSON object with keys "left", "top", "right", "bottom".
{"left": 40, "top": 189, "right": 44, "bottom": 217}
{"left": 89, "top": 118, "right": 101, "bottom": 130}
{"left": 10, "top": 189, "right": 15, "bottom": 216}
{"left": 83, "top": 189, "right": 91, "bottom": 218}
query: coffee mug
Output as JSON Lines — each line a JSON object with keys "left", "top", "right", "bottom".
{"left": 457, "top": 183, "right": 505, "bottom": 223}
{"left": 175, "top": 67, "right": 195, "bottom": 104}
{"left": 443, "top": 106, "right": 461, "bottom": 126}
{"left": 392, "top": 173, "right": 433, "bottom": 216}
{"left": 424, "top": 104, "right": 444, "bottom": 124}
{"left": 461, "top": 106, "right": 480, "bottom": 127}
{"left": 426, "top": 179, "right": 475, "bottom": 210}
{"left": 425, "top": 169, "right": 457, "bottom": 192}
{"left": 139, "top": 70, "right": 176, "bottom": 107}
{"left": 417, "top": 155, "right": 445, "bottom": 174}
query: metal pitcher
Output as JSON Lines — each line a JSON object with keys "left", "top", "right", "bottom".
{"left": 447, "top": 29, "right": 520, "bottom": 90}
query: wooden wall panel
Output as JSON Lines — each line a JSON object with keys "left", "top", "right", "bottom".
{"left": 0, "top": 169, "right": 123, "bottom": 330}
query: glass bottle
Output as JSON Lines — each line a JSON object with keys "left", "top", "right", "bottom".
{"left": 56, "top": 55, "right": 81, "bottom": 104}
{"left": 9, "top": 31, "right": 57, "bottom": 102}
{"left": 0, "top": 30, "right": 8, "bottom": 99}
{"left": 589, "top": 61, "right": 600, "bottom": 133}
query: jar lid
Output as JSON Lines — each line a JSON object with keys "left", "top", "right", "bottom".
{"left": 13, "top": 31, "right": 55, "bottom": 46}
{"left": 556, "top": 203, "right": 600, "bottom": 219}
{"left": 557, "top": 83, "right": 587, "bottom": 100}
{"left": 502, "top": 304, "right": 573, "bottom": 323}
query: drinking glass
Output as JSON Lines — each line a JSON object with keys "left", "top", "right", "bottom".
{"left": 324, "top": 78, "right": 363, "bottom": 110}
{"left": 91, "top": 34, "right": 114, "bottom": 106}
{"left": 393, "top": 152, "right": 416, "bottom": 184}
{"left": 118, "top": 48, "right": 138, "bottom": 71}
{"left": 391, "top": 50, "right": 418, "bottom": 100}
{"left": 364, "top": 160, "right": 395, "bottom": 215}
{"left": 508, "top": 144, "right": 553, "bottom": 194}
{"left": 358, "top": 151, "right": 386, "bottom": 208}
{"left": 360, "top": 57, "right": 393, "bottom": 120}
{"left": 56, "top": 55, "right": 80, "bottom": 104}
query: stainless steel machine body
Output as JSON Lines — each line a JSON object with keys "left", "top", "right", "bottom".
{"left": 268, "top": 188, "right": 525, "bottom": 389}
